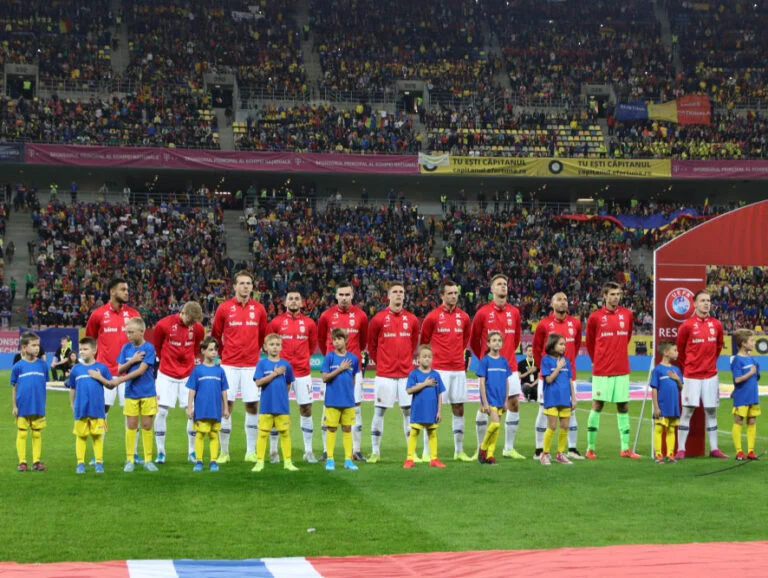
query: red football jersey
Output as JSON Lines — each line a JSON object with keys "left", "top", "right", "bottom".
{"left": 317, "top": 305, "right": 369, "bottom": 366}
{"left": 420, "top": 304, "right": 470, "bottom": 371}
{"left": 676, "top": 314, "right": 724, "bottom": 379}
{"left": 211, "top": 297, "right": 267, "bottom": 367}
{"left": 585, "top": 306, "right": 634, "bottom": 376}
{"left": 367, "top": 308, "right": 420, "bottom": 378}
{"left": 532, "top": 313, "right": 583, "bottom": 371}
{"left": 469, "top": 302, "right": 522, "bottom": 369}
{"left": 154, "top": 313, "right": 205, "bottom": 379}
{"left": 85, "top": 302, "right": 140, "bottom": 375}
{"left": 267, "top": 312, "right": 318, "bottom": 378}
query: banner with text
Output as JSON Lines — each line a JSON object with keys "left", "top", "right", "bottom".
{"left": 419, "top": 155, "right": 671, "bottom": 178}
{"left": 672, "top": 160, "right": 768, "bottom": 179}
{"left": 25, "top": 145, "right": 419, "bottom": 175}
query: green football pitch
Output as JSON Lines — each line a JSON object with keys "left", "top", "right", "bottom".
{"left": 0, "top": 370, "right": 765, "bottom": 563}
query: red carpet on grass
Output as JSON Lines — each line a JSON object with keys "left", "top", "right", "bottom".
{"left": 310, "top": 542, "right": 768, "bottom": 577}
{"left": 1, "top": 542, "right": 766, "bottom": 577}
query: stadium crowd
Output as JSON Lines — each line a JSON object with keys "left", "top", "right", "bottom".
{"left": 425, "top": 108, "right": 605, "bottom": 157}
{"left": 485, "top": 0, "right": 674, "bottom": 105}
{"left": 27, "top": 200, "right": 233, "bottom": 327}
{"left": 608, "top": 113, "right": 768, "bottom": 159}
{"left": 235, "top": 104, "right": 419, "bottom": 153}
{"left": 311, "top": 0, "right": 498, "bottom": 100}
{"left": 0, "top": 94, "right": 219, "bottom": 148}
{"left": 0, "top": 0, "right": 115, "bottom": 84}
{"left": 125, "top": 0, "right": 306, "bottom": 96}
{"left": 669, "top": 0, "right": 768, "bottom": 106}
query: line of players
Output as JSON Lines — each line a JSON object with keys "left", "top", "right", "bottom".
{"left": 13, "top": 272, "right": 753, "bottom": 470}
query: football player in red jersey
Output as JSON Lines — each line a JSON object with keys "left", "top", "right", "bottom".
{"left": 152, "top": 301, "right": 205, "bottom": 463}
{"left": 675, "top": 291, "right": 726, "bottom": 459}
{"left": 420, "top": 281, "right": 472, "bottom": 461}
{"left": 469, "top": 274, "right": 525, "bottom": 460}
{"left": 585, "top": 282, "right": 640, "bottom": 459}
{"left": 367, "top": 282, "right": 420, "bottom": 463}
{"left": 531, "top": 293, "right": 583, "bottom": 460}
{"left": 267, "top": 292, "right": 319, "bottom": 463}
{"left": 85, "top": 277, "right": 140, "bottom": 462}
{"left": 318, "top": 282, "right": 369, "bottom": 461}
{"left": 211, "top": 271, "right": 267, "bottom": 464}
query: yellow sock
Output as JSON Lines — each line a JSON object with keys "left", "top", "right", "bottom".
{"left": 76, "top": 436, "right": 87, "bottom": 464}
{"left": 326, "top": 428, "right": 337, "bottom": 460}
{"left": 16, "top": 429, "right": 28, "bottom": 464}
{"left": 543, "top": 427, "right": 555, "bottom": 454}
{"left": 481, "top": 422, "right": 498, "bottom": 451}
{"left": 92, "top": 434, "right": 104, "bottom": 463}
{"left": 279, "top": 429, "right": 292, "bottom": 461}
{"left": 342, "top": 430, "right": 352, "bottom": 461}
{"left": 654, "top": 422, "right": 664, "bottom": 457}
{"left": 31, "top": 429, "right": 42, "bottom": 463}
{"left": 209, "top": 431, "right": 219, "bottom": 461}
{"left": 126, "top": 428, "right": 137, "bottom": 462}
{"left": 407, "top": 427, "right": 419, "bottom": 460}
{"left": 732, "top": 423, "right": 743, "bottom": 453}
{"left": 428, "top": 427, "right": 438, "bottom": 459}
{"left": 557, "top": 427, "right": 568, "bottom": 454}
{"left": 256, "top": 429, "right": 269, "bottom": 461}
{"left": 747, "top": 423, "right": 757, "bottom": 453}
{"left": 141, "top": 428, "right": 154, "bottom": 463}
{"left": 196, "top": 432, "right": 206, "bottom": 461}
{"left": 485, "top": 422, "right": 500, "bottom": 458}
{"left": 665, "top": 427, "right": 675, "bottom": 458}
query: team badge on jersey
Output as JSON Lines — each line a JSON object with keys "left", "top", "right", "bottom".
{"left": 350, "top": 320, "right": 355, "bottom": 326}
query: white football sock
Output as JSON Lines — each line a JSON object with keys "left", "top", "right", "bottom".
{"left": 705, "top": 408, "right": 719, "bottom": 451}
{"left": 568, "top": 413, "right": 578, "bottom": 449}
{"left": 154, "top": 407, "right": 168, "bottom": 454}
{"left": 270, "top": 429, "right": 279, "bottom": 455}
{"left": 245, "top": 413, "right": 258, "bottom": 454}
{"left": 535, "top": 405, "right": 547, "bottom": 450}
{"left": 371, "top": 406, "right": 385, "bottom": 454}
{"left": 219, "top": 416, "right": 232, "bottom": 454}
{"left": 186, "top": 419, "right": 196, "bottom": 454}
{"left": 453, "top": 414, "right": 465, "bottom": 454}
{"left": 677, "top": 406, "right": 694, "bottom": 452}
{"left": 504, "top": 411, "right": 520, "bottom": 451}
{"left": 402, "top": 411, "right": 411, "bottom": 443}
{"left": 353, "top": 405, "right": 363, "bottom": 453}
{"left": 475, "top": 410, "right": 488, "bottom": 452}
{"left": 300, "top": 415, "right": 314, "bottom": 454}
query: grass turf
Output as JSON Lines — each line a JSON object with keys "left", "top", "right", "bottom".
{"left": 0, "top": 369, "right": 766, "bottom": 563}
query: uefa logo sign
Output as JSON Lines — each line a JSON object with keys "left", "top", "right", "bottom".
{"left": 665, "top": 288, "right": 696, "bottom": 323}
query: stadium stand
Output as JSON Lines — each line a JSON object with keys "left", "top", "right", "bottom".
{"left": 0, "top": 94, "right": 219, "bottom": 148}
{"left": 29, "top": 200, "right": 233, "bottom": 327}
{"left": 311, "top": 0, "right": 499, "bottom": 101}
{"left": 485, "top": 0, "right": 674, "bottom": 105}
{"left": 234, "top": 104, "right": 418, "bottom": 153}
{"left": 0, "top": 0, "right": 115, "bottom": 84}
{"left": 425, "top": 108, "right": 605, "bottom": 157}
{"left": 608, "top": 114, "right": 768, "bottom": 159}
{"left": 669, "top": 0, "right": 768, "bottom": 105}
{"left": 125, "top": 0, "right": 306, "bottom": 97}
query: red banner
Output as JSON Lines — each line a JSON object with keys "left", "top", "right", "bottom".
{"left": 676, "top": 94, "right": 711, "bottom": 125}
{"left": 672, "top": 160, "right": 768, "bottom": 179}
{"left": 0, "top": 330, "right": 19, "bottom": 353}
{"left": 25, "top": 145, "right": 419, "bottom": 174}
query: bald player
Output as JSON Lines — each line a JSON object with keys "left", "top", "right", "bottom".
{"left": 468, "top": 274, "right": 525, "bottom": 460}
{"left": 531, "top": 293, "right": 583, "bottom": 460}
